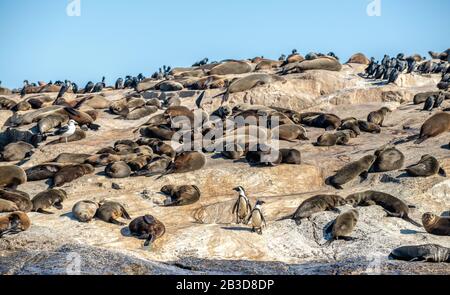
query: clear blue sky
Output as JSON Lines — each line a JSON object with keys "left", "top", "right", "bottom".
{"left": 0, "top": 0, "right": 448, "bottom": 88}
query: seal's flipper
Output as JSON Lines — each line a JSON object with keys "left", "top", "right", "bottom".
{"left": 144, "top": 234, "right": 154, "bottom": 247}
{"left": 37, "top": 208, "right": 54, "bottom": 215}
{"left": 110, "top": 218, "right": 125, "bottom": 226}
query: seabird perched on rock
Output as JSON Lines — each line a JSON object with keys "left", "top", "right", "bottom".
{"left": 84, "top": 81, "right": 94, "bottom": 93}
{"left": 53, "top": 119, "right": 77, "bottom": 143}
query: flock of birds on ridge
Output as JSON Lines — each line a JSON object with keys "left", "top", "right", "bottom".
{"left": 0, "top": 48, "right": 449, "bottom": 264}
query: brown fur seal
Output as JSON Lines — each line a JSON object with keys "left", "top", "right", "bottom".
{"left": 422, "top": 213, "right": 450, "bottom": 236}
{"left": 160, "top": 185, "right": 201, "bottom": 206}
{"left": 346, "top": 53, "right": 370, "bottom": 65}
{"left": 105, "top": 161, "right": 132, "bottom": 178}
{"left": 0, "top": 189, "right": 32, "bottom": 212}
{"left": 339, "top": 118, "right": 361, "bottom": 136}
{"left": 32, "top": 189, "right": 67, "bottom": 214}
{"left": 38, "top": 113, "right": 69, "bottom": 134}
{"left": 158, "top": 151, "right": 206, "bottom": 178}
{"left": 282, "top": 56, "right": 342, "bottom": 74}
{"left": 0, "top": 166, "right": 27, "bottom": 189}
{"left": 255, "top": 59, "right": 282, "bottom": 71}
{"left": 327, "top": 155, "right": 376, "bottom": 189}
{"left": 127, "top": 155, "right": 151, "bottom": 171}
{"left": 389, "top": 244, "right": 450, "bottom": 263}
{"left": 221, "top": 74, "right": 278, "bottom": 102}
{"left": 367, "top": 107, "right": 391, "bottom": 127}
{"left": 358, "top": 120, "right": 381, "bottom": 133}
{"left": 53, "top": 164, "right": 95, "bottom": 187}
{"left": 245, "top": 145, "right": 282, "bottom": 166}
{"left": 316, "top": 131, "right": 353, "bottom": 146}
{"left": 46, "top": 129, "right": 86, "bottom": 145}
{"left": 25, "top": 164, "right": 62, "bottom": 181}
{"left": 96, "top": 201, "right": 131, "bottom": 225}
{"left": 1, "top": 141, "right": 34, "bottom": 161}
{"left": 132, "top": 155, "right": 172, "bottom": 177}
{"left": 415, "top": 112, "right": 450, "bottom": 144}
{"left": 405, "top": 155, "right": 446, "bottom": 177}
{"left": 140, "top": 126, "right": 176, "bottom": 141}
{"left": 209, "top": 61, "right": 252, "bottom": 76}
{"left": 346, "top": 190, "right": 421, "bottom": 227}
{"left": 324, "top": 209, "right": 359, "bottom": 246}
{"left": 272, "top": 124, "right": 309, "bottom": 141}
{"left": 0, "top": 212, "right": 31, "bottom": 237}
{"left": 85, "top": 153, "right": 122, "bottom": 167}
{"left": 221, "top": 143, "right": 245, "bottom": 160}
{"left": 280, "top": 149, "right": 301, "bottom": 165}
{"left": 72, "top": 200, "right": 99, "bottom": 222}
{"left": 53, "top": 153, "right": 91, "bottom": 164}
{"left": 109, "top": 99, "right": 129, "bottom": 116}
{"left": 372, "top": 145, "right": 404, "bottom": 172}
{"left": 0, "top": 198, "right": 19, "bottom": 213}
{"left": 13, "top": 101, "right": 32, "bottom": 111}
{"left": 280, "top": 194, "right": 346, "bottom": 225}
{"left": 157, "top": 81, "right": 184, "bottom": 92}
{"left": 302, "top": 113, "right": 341, "bottom": 130}
{"left": 129, "top": 215, "right": 166, "bottom": 246}
{"left": 0, "top": 97, "right": 16, "bottom": 110}
{"left": 126, "top": 106, "right": 158, "bottom": 120}
{"left": 137, "top": 139, "right": 175, "bottom": 159}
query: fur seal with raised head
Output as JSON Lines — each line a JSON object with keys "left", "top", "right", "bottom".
{"left": 0, "top": 212, "right": 31, "bottom": 238}
{"left": 280, "top": 194, "right": 346, "bottom": 225}
{"left": 53, "top": 164, "right": 95, "bottom": 187}
{"left": 324, "top": 209, "right": 359, "bottom": 246}
{"left": 415, "top": 112, "right": 450, "bottom": 144}
{"left": 32, "top": 189, "right": 67, "bottom": 214}
{"left": 422, "top": 213, "right": 450, "bottom": 236}
{"left": 72, "top": 200, "right": 99, "bottom": 222}
{"left": 0, "top": 166, "right": 27, "bottom": 189}
{"left": 346, "top": 190, "right": 421, "bottom": 227}
{"left": 389, "top": 244, "right": 449, "bottom": 263}
{"left": 96, "top": 201, "right": 131, "bottom": 225}
{"left": 405, "top": 155, "right": 446, "bottom": 177}
{"left": 161, "top": 185, "right": 201, "bottom": 206}
{"left": 367, "top": 107, "right": 391, "bottom": 127}
{"left": 129, "top": 215, "right": 166, "bottom": 246}
{"left": 0, "top": 141, "right": 34, "bottom": 161}
{"left": 327, "top": 155, "right": 376, "bottom": 189}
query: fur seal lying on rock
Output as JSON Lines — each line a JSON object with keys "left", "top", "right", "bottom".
{"left": 390, "top": 244, "right": 450, "bottom": 263}
{"left": 371, "top": 145, "right": 404, "bottom": 172}
{"left": 53, "top": 164, "right": 95, "bottom": 187}
{"left": 405, "top": 155, "right": 446, "bottom": 177}
{"left": 0, "top": 199, "right": 19, "bottom": 213}
{"left": 105, "top": 161, "right": 132, "bottom": 178}
{"left": 346, "top": 190, "right": 421, "bottom": 227}
{"left": 72, "top": 200, "right": 99, "bottom": 222}
{"left": 0, "top": 166, "right": 27, "bottom": 189}
{"left": 160, "top": 185, "right": 201, "bottom": 206}
{"left": 0, "top": 189, "right": 32, "bottom": 212}
{"left": 25, "top": 164, "right": 62, "bottom": 181}
{"left": 0, "top": 212, "right": 31, "bottom": 238}
{"left": 129, "top": 215, "right": 166, "bottom": 246}
{"left": 415, "top": 112, "right": 450, "bottom": 144}
{"left": 96, "top": 201, "right": 131, "bottom": 225}
{"left": 422, "top": 213, "right": 450, "bottom": 236}
{"left": 327, "top": 155, "right": 376, "bottom": 189}
{"left": 0, "top": 141, "right": 34, "bottom": 161}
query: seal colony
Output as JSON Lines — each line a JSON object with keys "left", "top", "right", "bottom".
{"left": 0, "top": 47, "right": 449, "bottom": 274}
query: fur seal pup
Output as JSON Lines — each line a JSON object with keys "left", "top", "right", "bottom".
{"left": 0, "top": 166, "right": 27, "bottom": 189}
{"left": 72, "top": 200, "right": 99, "bottom": 222}
{"left": 96, "top": 201, "right": 131, "bottom": 225}
{"left": 0, "top": 198, "right": 19, "bottom": 213}
{"left": 316, "top": 131, "right": 352, "bottom": 146}
{"left": 422, "top": 213, "right": 449, "bottom": 236}
{"left": 0, "top": 141, "right": 34, "bottom": 162}
{"left": 32, "top": 189, "right": 67, "bottom": 214}
{"left": 0, "top": 189, "right": 32, "bottom": 212}
{"left": 272, "top": 124, "right": 309, "bottom": 141}
{"left": 232, "top": 186, "right": 252, "bottom": 224}
{"left": 280, "top": 149, "right": 301, "bottom": 165}
{"left": 389, "top": 244, "right": 450, "bottom": 263}
{"left": 324, "top": 209, "right": 359, "bottom": 245}
{"left": 53, "top": 153, "right": 91, "bottom": 164}
{"left": 281, "top": 194, "right": 346, "bottom": 225}
{"left": 358, "top": 120, "right": 381, "bottom": 133}
{"left": 105, "top": 161, "right": 132, "bottom": 178}
{"left": 161, "top": 185, "right": 201, "bottom": 206}
{"left": 405, "top": 155, "right": 446, "bottom": 177}
{"left": 53, "top": 164, "right": 95, "bottom": 187}
{"left": 129, "top": 215, "right": 166, "bottom": 246}
{"left": 367, "top": 107, "right": 391, "bottom": 127}
{"left": 25, "top": 164, "right": 62, "bottom": 181}
{"left": 157, "top": 151, "right": 206, "bottom": 178}
{"left": 0, "top": 212, "right": 31, "bottom": 238}
{"left": 415, "top": 112, "right": 450, "bottom": 144}
{"left": 247, "top": 200, "right": 266, "bottom": 235}
{"left": 372, "top": 145, "right": 404, "bottom": 172}
{"left": 327, "top": 155, "right": 376, "bottom": 189}
{"left": 346, "top": 190, "right": 421, "bottom": 227}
